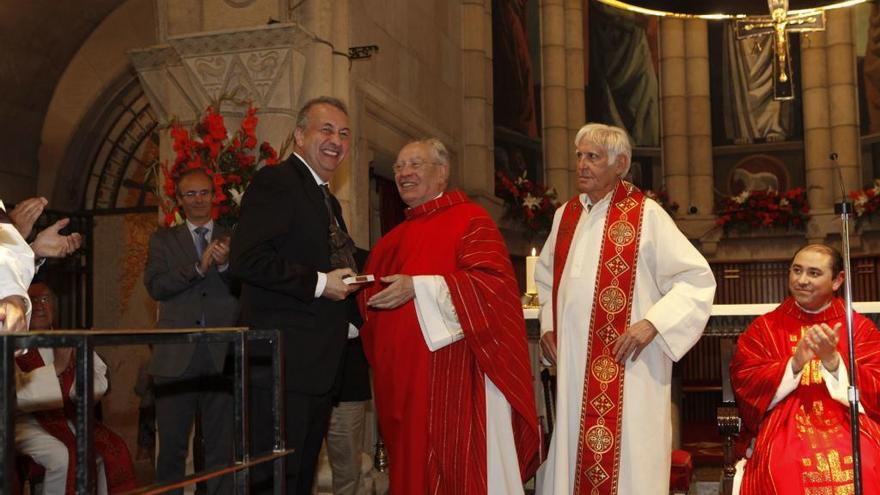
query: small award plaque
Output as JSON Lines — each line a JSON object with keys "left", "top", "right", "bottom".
{"left": 343, "top": 274, "right": 375, "bottom": 285}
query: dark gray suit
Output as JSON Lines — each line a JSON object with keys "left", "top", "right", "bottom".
{"left": 144, "top": 222, "right": 239, "bottom": 495}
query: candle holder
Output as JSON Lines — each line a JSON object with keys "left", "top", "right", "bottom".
{"left": 523, "top": 292, "right": 540, "bottom": 308}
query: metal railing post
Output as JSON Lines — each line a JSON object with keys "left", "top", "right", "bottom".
{"left": 74, "top": 335, "right": 95, "bottom": 494}
{"left": 0, "top": 335, "right": 15, "bottom": 495}
{"left": 233, "top": 329, "right": 250, "bottom": 494}
{"left": 272, "top": 329, "right": 285, "bottom": 495}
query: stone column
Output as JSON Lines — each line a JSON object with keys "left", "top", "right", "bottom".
{"left": 460, "top": 0, "right": 495, "bottom": 201}
{"left": 327, "top": 0, "right": 366, "bottom": 245}
{"left": 564, "top": 0, "right": 586, "bottom": 189}
{"left": 800, "top": 30, "right": 834, "bottom": 221}
{"left": 300, "top": 0, "right": 334, "bottom": 103}
{"left": 660, "top": 18, "right": 690, "bottom": 211}
{"left": 540, "top": 0, "right": 571, "bottom": 199}
{"left": 684, "top": 19, "right": 714, "bottom": 218}
{"left": 826, "top": 8, "right": 861, "bottom": 198}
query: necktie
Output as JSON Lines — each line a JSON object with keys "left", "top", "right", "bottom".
{"left": 320, "top": 184, "right": 337, "bottom": 224}
{"left": 194, "top": 226, "right": 208, "bottom": 258}
{"left": 319, "top": 184, "right": 357, "bottom": 270}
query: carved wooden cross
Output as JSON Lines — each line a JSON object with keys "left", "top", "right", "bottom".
{"left": 735, "top": 0, "right": 826, "bottom": 100}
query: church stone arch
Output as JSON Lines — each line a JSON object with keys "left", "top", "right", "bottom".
{"left": 38, "top": 0, "right": 157, "bottom": 211}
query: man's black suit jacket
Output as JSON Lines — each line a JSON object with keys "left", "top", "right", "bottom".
{"left": 230, "top": 155, "right": 360, "bottom": 395}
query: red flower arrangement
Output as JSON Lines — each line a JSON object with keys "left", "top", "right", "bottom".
{"left": 849, "top": 179, "right": 880, "bottom": 224}
{"left": 716, "top": 188, "right": 810, "bottom": 232}
{"left": 496, "top": 171, "right": 561, "bottom": 240}
{"left": 157, "top": 106, "right": 281, "bottom": 227}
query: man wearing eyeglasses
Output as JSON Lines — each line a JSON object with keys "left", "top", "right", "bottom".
{"left": 14, "top": 281, "right": 136, "bottom": 494}
{"left": 144, "top": 168, "right": 239, "bottom": 494}
{"left": 358, "top": 139, "right": 540, "bottom": 493}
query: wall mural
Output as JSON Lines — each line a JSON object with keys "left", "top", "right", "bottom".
{"left": 587, "top": 0, "right": 660, "bottom": 148}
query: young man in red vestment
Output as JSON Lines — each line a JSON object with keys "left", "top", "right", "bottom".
{"left": 730, "top": 244, "right": 880, "bottom": 494}
{"left": 358, "top": 138, "right": 540, "bottom": 494}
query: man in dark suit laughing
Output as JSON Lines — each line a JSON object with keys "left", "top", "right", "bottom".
{"left": 230, "top": 96, "right": 361, "bottom": 494}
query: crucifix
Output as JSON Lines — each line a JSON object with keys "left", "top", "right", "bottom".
{"left": 735, "top": 0, "right": 826, "bottom": 100}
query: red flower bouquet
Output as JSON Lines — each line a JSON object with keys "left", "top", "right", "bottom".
{"left": 157, "top": 106, "right": 281, "bottom": 227}
{"left": 849, "top": 179, "right": 880, "bottom": 225}
{"left": 716, "top": 188, "right": 810, "bottom": 233}
{"left": 496, "top": 171, "right": 561, "bottom": 240}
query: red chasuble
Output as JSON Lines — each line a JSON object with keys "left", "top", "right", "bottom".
{"left": 15, "top": 350, "right": 137, "bottom": 494}
{"left": 730, "top": 298, "right": 880, "bottom": 494}
{"left": 358, "top": 191, "right": 540, "bottom": 494}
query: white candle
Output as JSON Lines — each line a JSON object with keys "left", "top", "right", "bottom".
{"left": 526, "top": 247, "right": 538, "bottom": 294}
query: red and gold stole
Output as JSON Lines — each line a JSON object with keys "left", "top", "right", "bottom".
{"left": 551, "top": 180, "right": 646, "bottom": 495}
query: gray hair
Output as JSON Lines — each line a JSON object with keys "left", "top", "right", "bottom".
{"left": 295, "top": 96, "right": 349, "bottom": 130}
{"left": 574, "top": 123, "right": 633, "bottom": 177}
{"left": 405, "top": 138, "right": 451, "bottom": 167}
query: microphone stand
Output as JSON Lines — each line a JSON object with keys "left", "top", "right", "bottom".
{"left": 832, "top": 152, "right": 863, "bottom": 494}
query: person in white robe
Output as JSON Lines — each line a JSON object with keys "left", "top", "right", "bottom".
{"left": 15, "top": 345, "right": 112, "bottom": 494}
{"left": 0, "top": 196, "right": 83, "bottom": 333}
{"left": 0, "top": 199, "right": 36, "bottom": 332}
{"left": 535, "top": 123, "right": 716, "bottom": 494}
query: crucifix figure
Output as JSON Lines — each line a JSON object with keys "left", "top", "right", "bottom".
{"left": 735, "top": 0, "right": 826, "bottom": 100}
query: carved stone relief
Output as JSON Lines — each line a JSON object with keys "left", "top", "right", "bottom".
{"left": 130, "top": 23, "right": 310, "bottom": 119}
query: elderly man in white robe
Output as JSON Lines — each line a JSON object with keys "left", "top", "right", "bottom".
{"left": 535, "top": 123, "right": 716, "bottom": 495}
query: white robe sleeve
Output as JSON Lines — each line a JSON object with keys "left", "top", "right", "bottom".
{"left": 16, "top": 350, "right": 109, "bottom": 413}
{"left": 535, "top": 206, "right": 565, "bottom": 336}
{"left": 15, "top": 348, "right": 64, "bottom": 413}
{"left": 412, "top": 275, "right": 464, "bottom": 351}
{"left": 819, "top": 353, "right": 864, "bottom": 413}
{"left": 69, "top": 352, "right": 109, "bottom": 400}
{"left": 767, "top": 357, "right": 805, "bottom": 410}
{"left": 640, "top": 204, "right": 716, "bottom": 361}
{"left": 0, "top": 219, "right": 35, "bottom": 326}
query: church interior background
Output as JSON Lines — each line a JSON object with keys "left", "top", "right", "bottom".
{"left": 4, "top": 0, "right": 880, "bottom": 492}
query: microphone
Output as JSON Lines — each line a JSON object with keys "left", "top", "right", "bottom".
{"left": 830, "top": 152, "right": 847, "bottom": 203}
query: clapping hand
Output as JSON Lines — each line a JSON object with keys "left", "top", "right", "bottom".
{"left": 806, "top": 322, "right": 842, "bottom": 372}
{"left": 9, "top": 197, "right": 47, "bottom": 239}
{"left": 212, "top": 237, "right": 230, "bottom": 266}
{"left": 198, "top": 242, "right": 218, "bottom": 274}
{"left": 31, "top": 218, "right": 83, "bottom": 258}
{"left": 0, "top": 295, "right": 28, "bottom": 333}
{"left": 791, "top": 333, "right": 817, "bottom": 374}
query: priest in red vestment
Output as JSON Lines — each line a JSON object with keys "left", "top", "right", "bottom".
{"left": 730, "top": 244, "right": 880, "bottom": 494}
{"left": 358, "top": 138, "right": 540, "bottom": 494}
{"left": 15, "top": 282, "right": 136, "bottom": 494}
